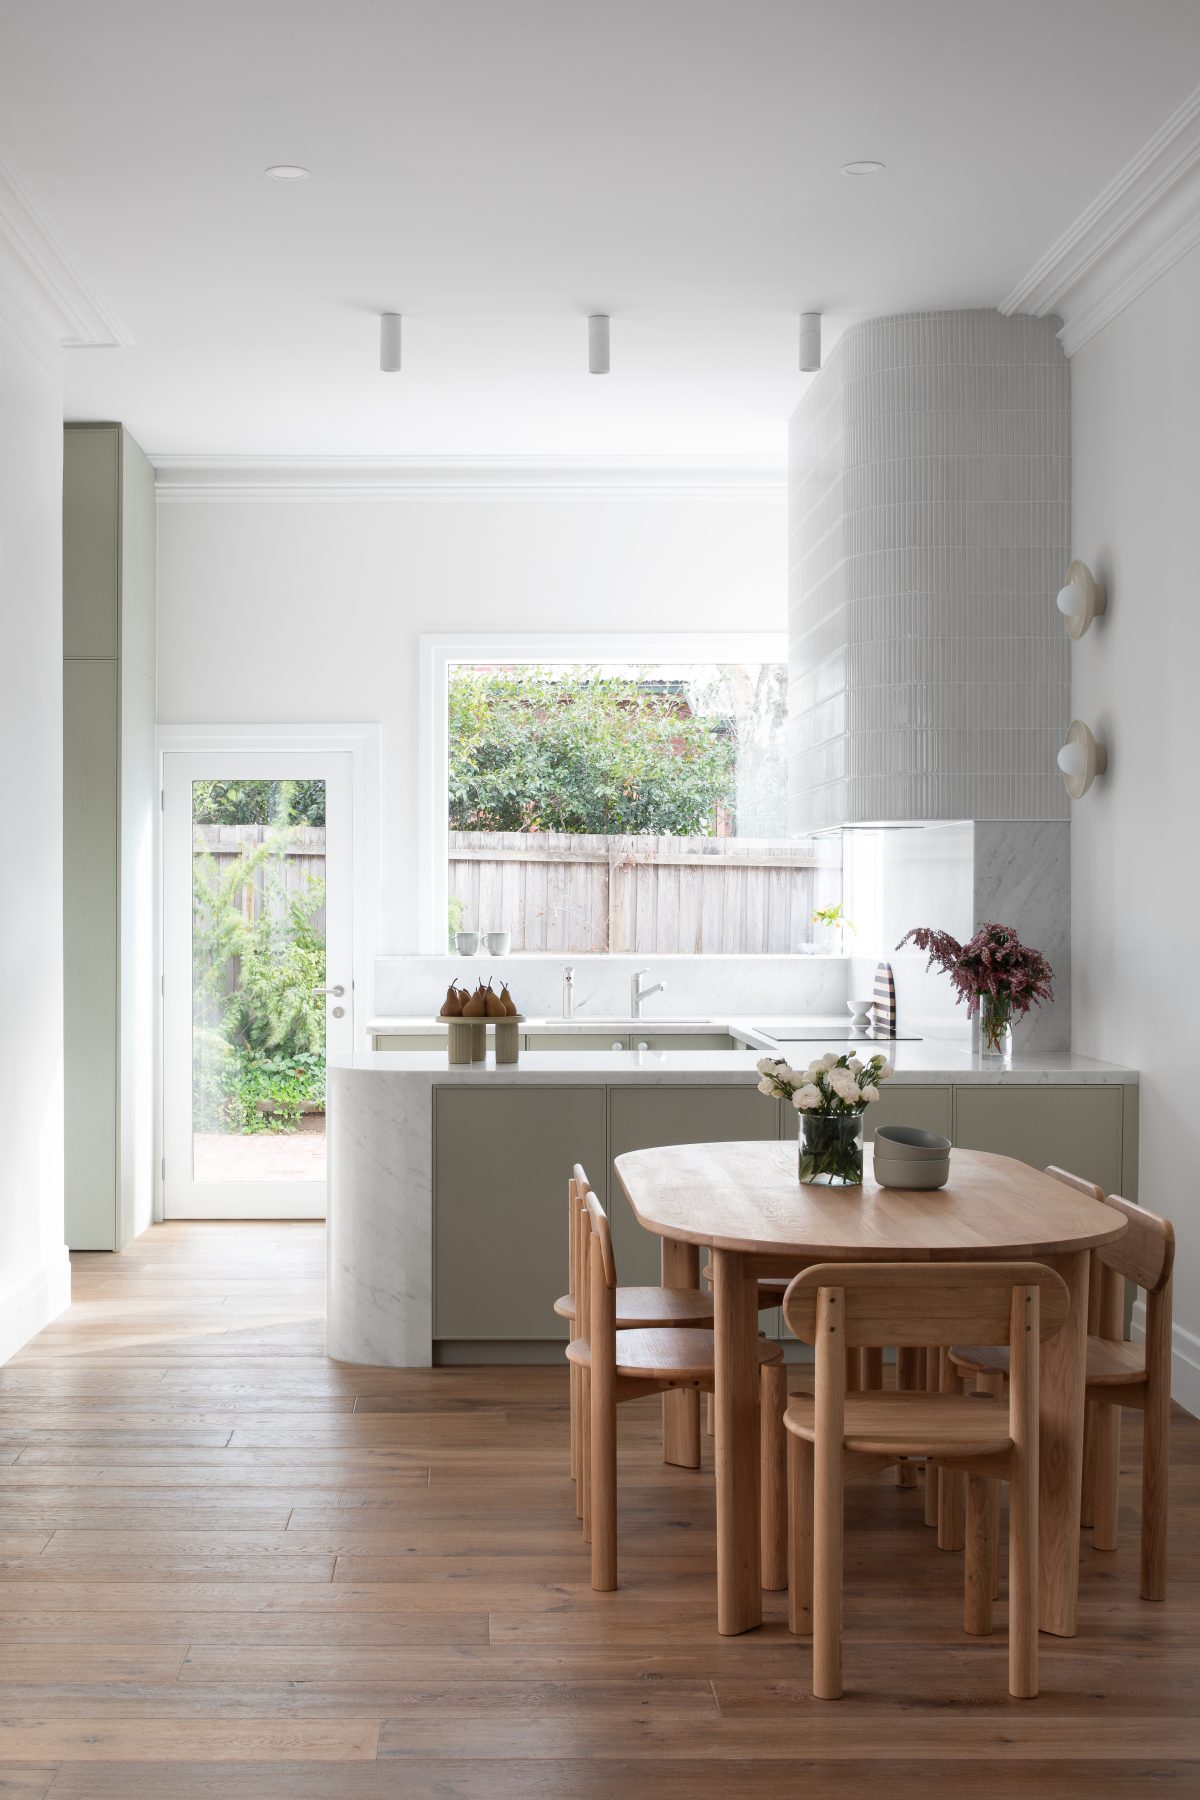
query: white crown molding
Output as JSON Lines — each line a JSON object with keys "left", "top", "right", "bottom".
{"left": 1001, "top": 83, "right": 1200, "bottom": 355}
{"left": 0, "top": 150, "right": 131, "bottom": 369}
{"left": 151, "top": 455, "right": 788, "bottom": 502}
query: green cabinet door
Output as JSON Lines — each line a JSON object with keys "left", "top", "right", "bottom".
{"left": 63, "top": 426, "right": 119, "bottom": 658}
{"left": 866, "top": 1083, "right": 953, "bottom": 1143}
{"left": 434, "top": 1085, "right": 607, "bottom": 1341}
{"left": 608, "top": 1085, "right": 779, "bottom": 1286}
{"left": 633, "top": 1033, "right": 734, "bottom": 1051}
{"left": 953, "top": 1086, "right": 1124, "bottom": 1196}
{"left": 779, "top": 1084, "right": 953, "bottom": 1144}
{"left": 524, "top": 1032, "right": 630, "bottom": 1050}
{"left": 63, "top": 660, "right": 119, "bottom": 1249}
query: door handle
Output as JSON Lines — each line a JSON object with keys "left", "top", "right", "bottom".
{"left": 315, "top": 985, "right": 345, "bottom": 998}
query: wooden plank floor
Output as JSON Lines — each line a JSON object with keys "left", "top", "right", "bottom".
{"left": 0, "top": 1222, "right": 1196, "bottom": 1798}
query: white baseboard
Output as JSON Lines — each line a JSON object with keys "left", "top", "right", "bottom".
{"left": 0, "top": 1249, "right": 72, "bottom": 1365}
{"left": 1130, "top": 1300, "right": 1200, "bottom": 1418}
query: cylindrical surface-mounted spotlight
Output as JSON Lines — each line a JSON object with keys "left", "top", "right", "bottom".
{"left": 799, "top": 312, "right": 821, "bottom": 372}
{"left": 380, "top": 313, "right": 402, "bottom": 373}
{"left": 588, "top": 314, "right": 610, "bottom": 375}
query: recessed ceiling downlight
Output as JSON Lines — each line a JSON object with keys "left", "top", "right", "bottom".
{"left": 840, "top": 160, "right": 885, "bottom": 176}
{"left": 265, "top": 164, "right": 310, "bottom": 181}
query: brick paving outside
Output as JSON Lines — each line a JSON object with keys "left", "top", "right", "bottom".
{"left": 192, "top": 1123, "right": 326, "bottom": 1182}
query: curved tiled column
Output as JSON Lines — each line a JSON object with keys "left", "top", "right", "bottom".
{"left": 788, "top": 310, "right": 1070, "bottom": 833}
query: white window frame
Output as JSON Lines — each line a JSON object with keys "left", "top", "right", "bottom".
{"left": 154, "top": 721, "right": 381, "bottom": 1220}
{"left": 418, "top": 632, "right": 788, "bottom": 955}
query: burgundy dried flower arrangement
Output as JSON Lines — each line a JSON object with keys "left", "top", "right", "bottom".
{"left": 895, "top": 922, "right": 1054, "bottom": 1055}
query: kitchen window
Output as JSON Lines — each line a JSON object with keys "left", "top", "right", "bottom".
{"left": 421, "top": 633, "right": 829, "bottom": 956}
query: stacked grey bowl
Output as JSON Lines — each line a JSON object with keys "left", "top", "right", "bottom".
{"left": 872, "top": 1124, "right": 951, "bottom": 1190}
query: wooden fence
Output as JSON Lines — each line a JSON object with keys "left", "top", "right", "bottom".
{"left": 449, "top": 832, "right": 817, "bottom": 954}
{"left": 191, "top": 825, "right": 817, "bottom": 954}
{"left": 192, "top": 825, "right": 327, "bottom": 934}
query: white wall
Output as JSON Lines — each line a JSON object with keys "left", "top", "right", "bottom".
{"left": 0, "top": 319, "right": 71, "bottom": 1360}
{"left": 1071, "top": 242, "right": 1200, "bottom": 1408}
{"left": 156, "top": 490, "right": 786, "bottom": 956}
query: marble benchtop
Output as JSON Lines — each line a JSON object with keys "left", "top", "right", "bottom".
{"left": 332, "top": 1041, "right": 1138, "bottom": 1085}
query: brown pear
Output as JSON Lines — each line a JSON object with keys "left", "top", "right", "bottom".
{"left": 500, "top": 984, "right": 519, "bottom": 1016}
{"left": 439, "top": 983, "right": 463, "bottom": 1018}
{"left": 485, "top": 983, "right": 506, "bottom": 1018}
{"left": 455, "top": 985, "right": 472, "bottom": 1009}
{"left": 462, "top": 984, "right": 487, "bottom": 1018}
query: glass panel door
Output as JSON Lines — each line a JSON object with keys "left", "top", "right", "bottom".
{"left": 162, "top": 751, "right": 353, "bottom": 1218}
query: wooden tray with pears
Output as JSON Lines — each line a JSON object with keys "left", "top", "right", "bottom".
{"left": 437, "top": 980, "right": 525, "bottom": 1065}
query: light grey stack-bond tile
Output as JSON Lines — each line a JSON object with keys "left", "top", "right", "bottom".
{"left": 788, "top": 311, "right": 1070, "bottom": 834}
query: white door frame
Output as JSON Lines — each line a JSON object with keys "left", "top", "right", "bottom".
{"left": 154, "top": 723, "right": 380, "bottom": 1222}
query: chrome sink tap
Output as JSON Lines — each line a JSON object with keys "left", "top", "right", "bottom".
{"left": 562, "top": 965, "right": 575, "bottom": 1020}
{"left": 631, "top": 968, "right": 666, "bottom": 1019}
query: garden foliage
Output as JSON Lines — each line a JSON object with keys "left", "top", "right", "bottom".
{"left": 448, "top": 666, "right": 738, "bottom": 835}
{"left": 191, "top": 781, "right": 327, "bottom": 1134}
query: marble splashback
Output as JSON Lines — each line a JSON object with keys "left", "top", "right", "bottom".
{"left": 373, "top": 953, "right": 849, "bottom": 1022}
{"left": 974, "top": 821, "right": 1070, "bottom": 1052}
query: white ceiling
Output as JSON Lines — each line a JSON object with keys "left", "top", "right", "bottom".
{"left": 1, "top": 0, "right": 1198, "bottom": 459}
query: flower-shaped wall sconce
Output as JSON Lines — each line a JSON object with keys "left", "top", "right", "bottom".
{"left": 1056, "top": 560, "right": 1107, "bottom": 639}
{"left": 1057, "top": 720, "right": 1108, "bottom": 798}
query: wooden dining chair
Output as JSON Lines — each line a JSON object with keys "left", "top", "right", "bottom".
{"left": 555, "top": 1164, "right": 717, "bottom": 1503}
{"left": 782, "top": 1260, "right": 1069, "bottom": 1700}
{"left": 569, "top": 1191, "right": 788, "bottom": 1592}
{"left": 951, "top": 1190, "right": 1174, "bottom": 1600}
{"left": 921, "top": 1166, "right": 1104, "bottom": 1548}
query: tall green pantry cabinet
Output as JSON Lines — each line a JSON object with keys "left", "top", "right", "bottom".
{"left": 62, "top": 424, "right": 156, "bottom": 1250}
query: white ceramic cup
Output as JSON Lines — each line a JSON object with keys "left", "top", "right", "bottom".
{"left": 485, "top": 932, "right": 511, "bottom": 956}
{"left": 455, "top": 931, "right": 480, "bottom": 956}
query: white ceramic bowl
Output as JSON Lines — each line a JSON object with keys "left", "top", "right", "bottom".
{"left": 873, "top": 1124, "right": 952, "bottom": 1161}
{"left": 873, "top": 1155, "right": 950, "bottom": 1191}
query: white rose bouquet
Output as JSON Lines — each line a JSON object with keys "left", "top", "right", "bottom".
{"left": 756, "top": 1050, "right": 893, "bottom": 1185}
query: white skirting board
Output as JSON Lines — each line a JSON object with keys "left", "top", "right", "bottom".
{"left": 0, "top": 1251, "right": 72, "bottom": 1366}
{"left": 1131, "top": 1299, "right": 1200, "bottom": 1418}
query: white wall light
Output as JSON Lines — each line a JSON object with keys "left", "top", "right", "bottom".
{"left": 380, "top": 313, "right": 402, "bottom": 373}
{"left": 588, "top": 314, "right": 610, "bottom": 375}
{"left": 1057, "top": 720, "right": 1107, "bottom": 798}
{"left": 1056, "top": 559, "right": 1106, "bottom": 639}
{"left": 799, "top": 312, "right": 821, "bottom": 372}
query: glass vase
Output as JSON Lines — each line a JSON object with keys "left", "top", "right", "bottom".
{"left": 798, "top": 1113, "right": 863, "bottom": 1186}
{"left": 976, "top": 993, "right": 1014, "bottom": 1061}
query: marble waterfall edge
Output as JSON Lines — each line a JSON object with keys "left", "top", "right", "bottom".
{"left": 326, "top": 1065, "right": 435, "bottom": 1366}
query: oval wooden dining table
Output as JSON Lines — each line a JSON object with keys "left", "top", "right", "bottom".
{"left": 614, "top": 1139, "right": 1128, "bottom": 1638}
